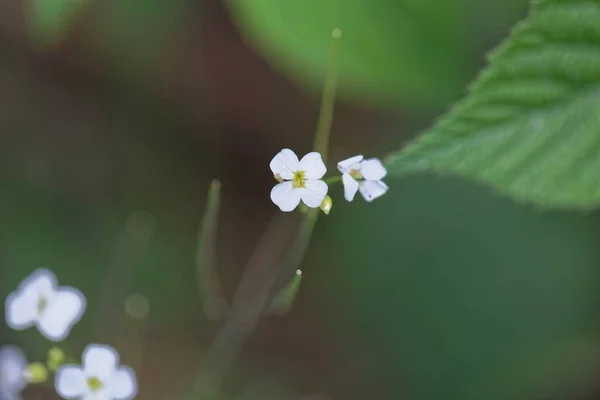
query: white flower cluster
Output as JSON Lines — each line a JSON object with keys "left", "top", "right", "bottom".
{"left": 270, "top": 149, "right": 388, "bottom": 212}
{"left": 1, "top": 269, "right": 138, "bottom": 400}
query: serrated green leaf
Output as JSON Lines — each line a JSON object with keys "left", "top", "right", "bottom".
{"left": 229, "top": 0, "right": 470, "bottom": 105}
{"left": 386, "top": 0, "right": 600, "bottom": 209}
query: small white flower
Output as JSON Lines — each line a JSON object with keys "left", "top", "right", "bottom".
{"left": 0, "top": 345, "right": 27, "bottom": 400}
{"left": 337, "top": 155, "right": 389, "bottom": 202}
{"left": 269, "top": 149, "right": 328, "bottom": 212}
{"left": 55, "top": 344, "right": 137, "bottom": 400}
{"left": 5, "top": 269, "right": 86, "bottom": 342}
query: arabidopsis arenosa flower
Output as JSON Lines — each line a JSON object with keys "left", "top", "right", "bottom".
{"left": 337, "top": 155, "right": 389, "bottom": 202}
{"left": 0, "top": 345, "right": 27, "bottom": 400}
{"left": 5, "top": 269, "right": 86, "bottom": 342}
{"left": 270, "top": 149, "right": 328, "bottom": 212}
{"left": 55, "top": 344, "right": 137, "bottom": 400}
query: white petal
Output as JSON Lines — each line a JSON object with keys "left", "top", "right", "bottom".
{"left": 82, "top": 345, "right": 118, "bottom": 381}
{"left": 5, "top": 290, "right": 38, "bottom": 330}
{"left": 81, "top": 390, "right": 111, "bottom": 400}
{"left": 0, "top": 346, "right": 27, "bottom": 395}
{"left": 359, "top": 180, "right": 389, "bottom": 202}
{"left": 269, "top": 149, "right": 300, "bottom": 180}
{"left": 110, "top": 367, "right": 137, "bottom": 399}
{"left": 0, "top": 389, "right": 21, "bottom": 400}
{"left": 270, "top": 182, "right": 301, "bottom": 212}
{"left": 337, "top": 155, "right": 364, "bottom": 173}
{"left": 360, "top": 158, "right": 387, "bottom": 181}
{"left": 55, "top": 365, "right": 87, "bottom": 398}
{"left": 20, "top": 269, "right": 57, "bottom": 296}
{"left": 37, "top": 288, "right": 86, "bottom": 342}
{"left": 298, "top": 180, "right": 328, "bottom": 208}
{"left": 5, "top": 269, "right": 60, "bottom": 331}
{"left": 342, "top": 173, "right": 359, "bottom": 202}
{"left": 298, "top": 152, "right": 326, "bottom": 179}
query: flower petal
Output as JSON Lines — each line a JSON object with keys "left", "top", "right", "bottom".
{"left": 5, "top": 290, "right": 38, "bottom": 330}
{"left": 110, "top": 367, "right": 137, "bottom": 399}
{"left": 82, "top": 345, "right": 118, "bottom": 381}
{"left": 298, "top": 180, "right": 328, "bottom": 208}
{"left": 55, "top": 365, "right": 87, "bottom": 399}
{"left": 0, "top": 345, "right": 27, "bottom": 395}
{"left": 360, "top": 158, "right": 387, "bottom": 181}
{"left": 37, "top": 288, "right": 86, "bottom": 342}
{"left": 269, "top": 149, "right": 299, "bottom": 180}
{"left": 337, "top": 155, "right": 364, "bottom": 174}
{"left": 342, "top": 173, "right": 359, "bottom": 202}
{"left": 270, "top": 182, "right": 301, "bottom": 212}
{"left": 298, "top": 152, "right": 326, "bottom": 179}
{"left": 359, "top": 180, "right": 389, "bottom": 202}
{"left": 24, "top": 269, "right": 57, "bottom": 296}
{"left": 81, "top": 390, "right": 110, "bottom": 400}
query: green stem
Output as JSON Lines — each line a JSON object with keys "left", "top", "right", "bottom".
{"left": 324, "top": 175, "right": 343, "bottom": 184}
{"left": 265, "top": 210, "right": 319, "bottom": 312}
{"left": 195, "top": 179, "right": 228, "bottom": 321}
{"left": 313, "top": 28, "right": 342, "bottom": 162}
{"left": 266, "top": 30, "right": 342, "bottom": 314}
{"left": 192, "top": 214, "right": 300, "bottom": 398}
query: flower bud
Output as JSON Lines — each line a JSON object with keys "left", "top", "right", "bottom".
{"left": 320, "top": 196, "right": 333, "bottom": 215}
{"left": 47, "top": 347, "right": 66, "bottom": 372}
{"left": 24, "top": 362, "right": 48, "bottom": 384}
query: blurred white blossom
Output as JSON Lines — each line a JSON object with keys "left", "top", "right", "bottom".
{"left": 0, "top": 345, "right": 27, "bottom": 400}
{"left": 5, "top": 269, "right": 86, "bottom": 342}
{"left": 337, "top": 155, "right": 389, "bottom": 202}
{"left": 270, "top": 149, "right": 328, "bottom": 212}
{"left": 55, "top": 344, "right": 137, "bottom": 400}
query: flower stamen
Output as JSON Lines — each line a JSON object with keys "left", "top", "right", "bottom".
{"left": 37, "top": 296, "right": 48, "bottom": 315}
{"left": 87, "top": 376, "right": 103, "bottom": 392}
{"left": 349, "top": 169, "right": 363, "bottom": 180}
{"left": 292, "top": 170, "right": 306, "bottom": 189}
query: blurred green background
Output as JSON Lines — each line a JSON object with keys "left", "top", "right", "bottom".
{"left": 2, "top": 0, "right": 600, "bottom": 399}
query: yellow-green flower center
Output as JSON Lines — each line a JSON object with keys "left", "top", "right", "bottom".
{"left": 37, "top": 296, "right": 48, "bottom": 315}
{"left": 349, "top": 169, "right": 363, "bottom": 180}
{"left": 292, "top": 170, "right": 306, "bottom": 189}
{"left": 87, "top": 377, "right": 104, "bottom": 392}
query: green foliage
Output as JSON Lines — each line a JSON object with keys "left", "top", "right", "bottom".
{"left": 27, "top": 0, "right": 89, "bottom": 45}
{"left": 319, "top": 176, "right": 600, "bottom": 400}
{"left": 386, "top": 0, "right": 600, "bottom": 209}
{"left": 229, "top": 0, "right": 470, "bottom": 105}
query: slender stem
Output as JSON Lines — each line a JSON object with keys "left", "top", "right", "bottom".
{"left": 192, "top": 214, "right": 300, "bottom": 397}
{"left": 196, "top": 179, "right": 228, "bottom": 321}
{"left": 313, "top": 29, "right": 342, "bottom": 162}
{"left": 94, "top": 211, "right": 156, "bottom": 344}
{"left": 266, "top": 30, "right": 342, "bottom": 314}
{"left": 118, "top": 294, "right": 150, "bottom": 379}
{"left": 188, "top": 29, "right": 342, "bottom": 400}
{"left": 324, "top": 175, "right": 343, "bottom": 184}
{"left": 264, "top": 210, "right": 319, "bottom": 314}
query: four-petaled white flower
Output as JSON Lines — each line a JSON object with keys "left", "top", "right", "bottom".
{"left": 5, "top": 269, "right": 86, "bottom": 342}
{"left": 0, "top": 345, "right": 27, "bottom": 400}
{"left": 270, "top": 149, "right": 328, "bottom": 212}
{"left": 55, "top": 344, "right": 137, "bottom": 400}
{"left": 337, "top": 155, "right": 389, "bottom": 202}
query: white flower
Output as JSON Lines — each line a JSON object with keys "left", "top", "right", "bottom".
{"left": 0, "top": 345, "right": 27, "bottom": 400}
{"left": 5, "top": 269, "right": 86, "bottom": 342}
{"left": 55, "top": 344, "right": 137, "bottom": 400}
{"left": 337, "top": 155, "right": 389, "bottom": 202}
{"left": 269, "top": 149, "right": 328, "bottom": 212}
